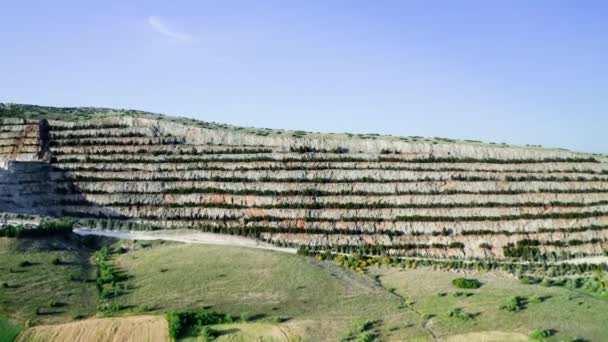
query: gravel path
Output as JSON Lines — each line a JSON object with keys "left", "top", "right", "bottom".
{"left": 74, "top": 229, "right": 297, "bottom": 254}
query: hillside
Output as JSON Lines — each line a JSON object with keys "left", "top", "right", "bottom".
{"left": 3, "top": 103, "right": 608, "bottom": 341}
{"left": 2, "top": 103, "right": 608, "bottom": 261}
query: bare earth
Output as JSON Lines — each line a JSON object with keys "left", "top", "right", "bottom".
{"left": 74, "top": 229, "right": 297, "bottom": 254}
{"left": 16, "top": 315, "right": 169, "bottom": 342}
{"left": 561, "top": 256, "right": 608, "bottom": 265}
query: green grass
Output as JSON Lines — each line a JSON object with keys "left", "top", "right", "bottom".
{"left": 5, "top": 235, "right": 608, "bottom": 341}
{"left": 371, "top": 267, "right": 608, "bottom": 341}
{"left": 113, "top": 242, "right": 429, "bottom": 341}
{"left": 0, "top": 316, "right": 22, "bottom": 342}
{"left": 0, "top": 237, "right": 97, "bottom": 326}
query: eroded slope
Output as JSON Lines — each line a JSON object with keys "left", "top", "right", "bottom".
{"left": 2, "top": 107, "right": 608, "bottom": 261}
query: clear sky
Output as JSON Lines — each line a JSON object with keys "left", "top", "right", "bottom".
{"left": 1, "top": 1, "right": 607, "bottom": 154}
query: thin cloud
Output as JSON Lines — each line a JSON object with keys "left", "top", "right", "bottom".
{"left": 147, "top": 16, "right": 192, "bottom": 42}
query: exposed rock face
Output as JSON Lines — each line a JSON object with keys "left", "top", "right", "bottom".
{"left": 2, "top": 112, "right": 608, "bottom": 259}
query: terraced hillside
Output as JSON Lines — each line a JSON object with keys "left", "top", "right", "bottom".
{"left": 2, "top": 103, "right": 608, "bottom": 261}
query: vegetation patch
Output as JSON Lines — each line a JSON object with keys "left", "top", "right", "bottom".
{"left": 0, "top": 236, "right": 97, "bottom": 325}
{"left": 0, "top": 316, "right": 22, "bottom": 342}
{"left": 451, "top": 278, "right": 482, "bottom": 289}
{"left": 114, "top": 243, "right": 427, "bottom": 341}
{"left": 448, "top": 308, "right": 478, "bottom": 321}
{"left": 94, "top": 246, "right": 130, "bottom": 314}
{"left": 499, "top": 296, "right": 527, "bottom": 312}
{"left": 0, "top": 219, "right": 74, "bottom": 238}
{"left": 167, "top": 310, "right": 234, "bottom": 340}
{"left": 529, "top": 328, "right": 556, "bottom": 341}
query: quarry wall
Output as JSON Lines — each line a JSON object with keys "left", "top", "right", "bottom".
{"left": 2, "top": 116, "right": 608, "bottom": 259}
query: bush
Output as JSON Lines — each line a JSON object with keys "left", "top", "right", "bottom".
{"left": 240, "top": 312, "right": 251, "bottom": 322}
{"left": 570, "top": 337, "right": 589, "bottom": 342}
{"left": 51, "top": 257, "right": 61, "bottom": 265}
{"left": 528, "top": 295, "right": 546, "bottom": 303}
{"left": 49, "top": 301, "right": 64, "bottom": 308}
{"left": 198, "top": 326, "right": 218, "bottom": 341}
{"left": 166, "top": 310, "right": 233, "bottom": 339}
{"left": 479, "top": 242, "right": 492, "bottom": 249}
{"left": 358, "top": 320, "right": 374, "bottom": 333}
{"left": 451, "top": 278, "right": 482, "bottom": 289}
{"left": 19, "top": 260, "right": 33, "bottom": 267}
{"left": 166, "top": 312, "right": 182, "bottom": 339}
{"left": 500, "top": 296, "right": 527, "bottom": 312}
{"left": 519, "top": 275, "right": 541, "bottom": 285}
{"left": 448, "top": 308, "right": 476, "bottom": 321}
{"left": 0, "top": 219, "right": 74, "bottom": 238}
{"left": 448, "top": 242, "right": 465, "bottom": 249}
{"left": 358, "top": 332, "right": 376, "bottom": 342}
{"left": 529, "top": 328, "right": 554, "bottom": 340}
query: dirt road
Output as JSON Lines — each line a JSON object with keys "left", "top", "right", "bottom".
{"left": 74, "top": 229, "right": 297, "bottom": 254}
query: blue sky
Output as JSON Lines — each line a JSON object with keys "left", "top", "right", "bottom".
{"left": 1, "top": 1, "right": 607, "bottom": 154}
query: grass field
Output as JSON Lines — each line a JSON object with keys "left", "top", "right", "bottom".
{"left": 371, "top": 267, "right": 608, "bottom": 341}
{"left": 112, "top": 241, "right": 429, "bottom": 341}
{"left": 0, "top": 317, "right": 22, "bottom": 342}
{"left": 0, "top": 237, "right": 97, "bottom": 326}
{"left": 4, "top": 235, "right": 608, "bottom": 341}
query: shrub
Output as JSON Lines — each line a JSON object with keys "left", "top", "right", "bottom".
{"left": 570, "top": 337, "right": 589, "bottom": 342}
{"left": 503, "top": 243, "right": 541, "bottom": 259}
{"left": 358, "top": 332, "right": 376, "bottom": 342}
{"left": 198, "top": 326, "right": 218, "bottom": 341}
{"left": 528, "top": 295, "right": 546, "bottom": 303}
{"left": 49, "top": 301, "right": 64, "bottom": 308}
{"left": 479, "top": 243, "right": 492, "bottom": 249}
{"left": 19, "top": 260, "right": 33, "bottom": 267}
{"left": 332, "top": 147, "right": 349, "bottom": 154}
{"left": 0, "top": 218, "right": 74, "bottom": 238}
{"left": 519, "top": 275, "right": 541, "bottom": 284}
{"left": 529, "top": 328, "right": 554, "bottom": 340}
{"left": 166, "top": 310, "right": 233, "bottom": 339}
{"left": 448, "top": 308, "right": 476, "bottom": 321}
{"left": 451, "top": 278, "right": 482, "bottom": 289}
{"left": 540, "top": 278, "right": 554, "bottom": 287}
{"left": 51, "top": 257, "right": 61, "bottom": 265}
{"left": 500, "top": 296, "right": 527, "bottom": 312}
{"left": 240, "top": 312, "right": 251, "bottom": 322}
{"left": 166, "top": 312, "right": 182, "bottom": 339}
{"left": 358, "top": 320, "right": 374, "bottom": 333}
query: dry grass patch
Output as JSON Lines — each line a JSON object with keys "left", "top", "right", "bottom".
{"left": 16, "top": 315, "right": 168, "bottom": 342}
{"left": 371, "top": 267, "right": 608, "bottom": 341}
{"left": 444, "top": 330, "right": 529, "bottom": 342}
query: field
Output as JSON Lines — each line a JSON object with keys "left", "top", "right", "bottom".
{"left": 179, "top": 322, "right": 297, "bottom": 342}
{"left": 15, "top": 315, "right": 168, "bottom": 342}
{"left": 3, "top": 235, "right": 608, "bottom": 341}
{"left": 0, "top": 317, "right": 22, "bottom": 342}
{"left": 111, "top": 241, "right": 427, "bottom": 341}
{"left": 0, "top": 237, "right": 97, "bottom": 326}
{"left": 372, "top": 267, "right": 608, "bottom": 341}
